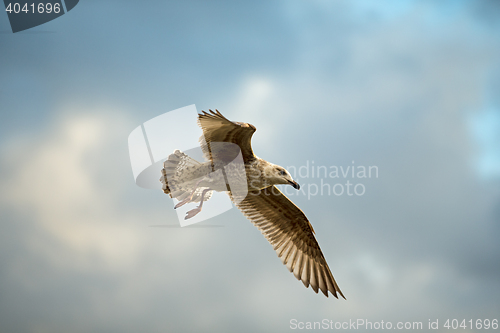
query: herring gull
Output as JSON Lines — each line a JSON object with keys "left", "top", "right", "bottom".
{"left": 160, "top": 110, "right": 345, "bottom": 299}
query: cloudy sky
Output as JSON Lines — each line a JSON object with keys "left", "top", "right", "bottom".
{"left": 1, "top": 1, "right": 499, "bottom": 332}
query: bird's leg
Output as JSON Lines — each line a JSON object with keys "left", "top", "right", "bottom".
{"left": 174, "top": 179, "right": 204, "bottom": 209}
{"left": 185, "top": 188, "right": 211, "bottom": 220}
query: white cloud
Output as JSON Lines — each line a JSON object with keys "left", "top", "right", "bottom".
{"left": 1, "top": 111, "right": 143, "bottom": 271}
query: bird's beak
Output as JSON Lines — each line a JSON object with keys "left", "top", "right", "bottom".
{"left": 288, "top": 180, "right": 300, "bottom": 190}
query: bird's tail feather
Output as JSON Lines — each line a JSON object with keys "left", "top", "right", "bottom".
{"left": 160, "top": 150, "right": 212, "bottom": 203}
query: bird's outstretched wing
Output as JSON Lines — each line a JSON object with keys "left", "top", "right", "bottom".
{"left": 198, "top": 110, "right": 256, "bottom": 164}
{"left": 232, "top": 186, "right": 345, "bottom": 299}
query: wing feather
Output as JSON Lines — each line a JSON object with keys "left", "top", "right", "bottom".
{"left": 198, "top": 109, "right": 256, "bottom": 164}
{"left": 232, "top": 186, "right": 345, "bottom": 299}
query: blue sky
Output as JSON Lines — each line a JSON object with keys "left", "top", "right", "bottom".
{"left": 1, "top": 1, "right": 499, "bottom": 332}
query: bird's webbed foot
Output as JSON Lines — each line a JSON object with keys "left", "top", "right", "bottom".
{"left": 184, "top": 189, "right": 211, "bottom": 220}
{"left": 185, "top": 206, "right": 202, "bottom": 219}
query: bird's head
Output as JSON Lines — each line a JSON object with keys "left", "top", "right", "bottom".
{"left": 270, "top": 165, "right": 300, "bottom": 190}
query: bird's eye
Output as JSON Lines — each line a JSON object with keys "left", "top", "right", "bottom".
{"left": 279, "top": 169, "right": 286, "bottom": 176}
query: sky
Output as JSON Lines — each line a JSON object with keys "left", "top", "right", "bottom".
{"left": 0, "top": 0, "right": 499, "bottom": 332}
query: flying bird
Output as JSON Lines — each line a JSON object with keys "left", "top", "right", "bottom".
{"left": 160, "top": 110, "right": 345, "bottom": 299}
